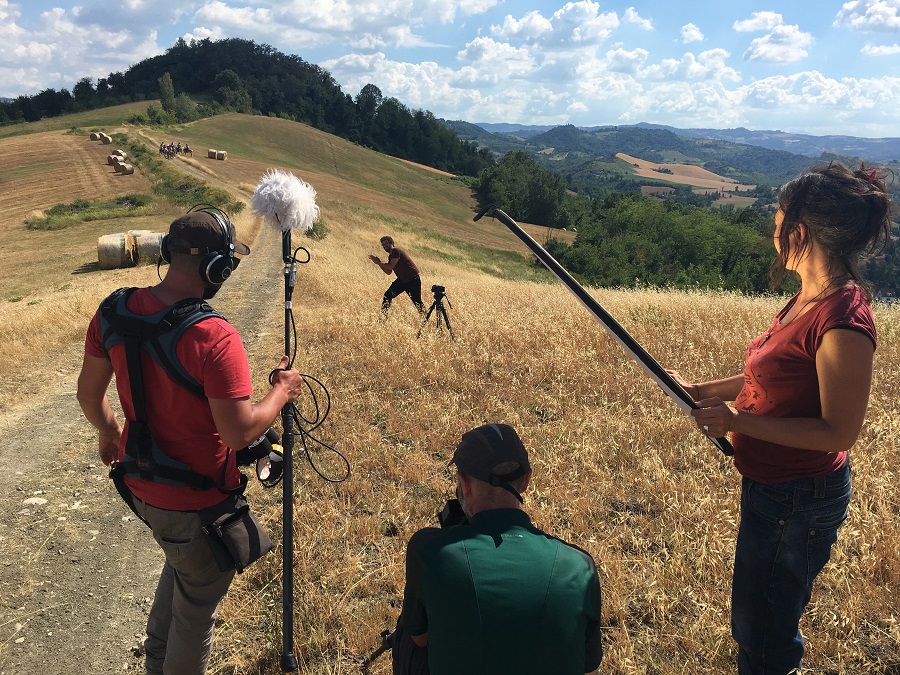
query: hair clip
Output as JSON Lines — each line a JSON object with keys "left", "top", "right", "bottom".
{"left": 868, "top": 169, "right": 877, "bottom": 185}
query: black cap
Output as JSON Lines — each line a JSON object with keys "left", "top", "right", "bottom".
{"left": 167, "top": 210, "right": 250, "bottom": 256}
{"left": 451, "top": 424, "right": 530, "bottom": 502}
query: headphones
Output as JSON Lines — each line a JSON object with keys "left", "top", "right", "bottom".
{"left": 160, "top": 205, "right": 238, "bottom": 285}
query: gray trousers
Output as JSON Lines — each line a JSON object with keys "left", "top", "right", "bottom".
{"left": 133, "top": 497, "right": 236, "bottom": 675}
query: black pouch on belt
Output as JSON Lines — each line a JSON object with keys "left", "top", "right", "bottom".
{"left": 198, "top": 494, "right": 274, "bottom": 573}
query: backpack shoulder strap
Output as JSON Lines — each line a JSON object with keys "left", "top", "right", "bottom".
{"left": 98, "top": 288, "right": 226, "bottom": 399}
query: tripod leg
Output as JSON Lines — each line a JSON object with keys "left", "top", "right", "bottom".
{"left": 438, "top": 304, "right": 455, "bottom": 341}
{"left": 417, "top": 302, "right": 437, "bottom": 338}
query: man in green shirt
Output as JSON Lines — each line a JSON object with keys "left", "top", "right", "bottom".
{"left": 396, "top": 423, "right": 602, "bottom": 675}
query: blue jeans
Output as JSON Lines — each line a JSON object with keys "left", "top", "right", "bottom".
{"left": 732, "top": 462, "right": 851, "bottom": 675}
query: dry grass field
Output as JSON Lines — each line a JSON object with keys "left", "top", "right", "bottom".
{"left": 0, "top": 130, "right": 155, "bottom": 233}
{"left": 0, "top": 112, "right": 897, "bottom": 674}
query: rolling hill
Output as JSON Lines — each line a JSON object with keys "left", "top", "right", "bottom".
{"left": 472, "top": 120, "right": 900, "bottom": 164}
{"left": 0, "top": 107, "right": 897, "bottom": 675}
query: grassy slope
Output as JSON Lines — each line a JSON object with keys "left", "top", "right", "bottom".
{"left": 1, "top": 108, "right": 897, "bottom": 675}
{"left": 0, "top": 101, "right": 152, "bottom": 139}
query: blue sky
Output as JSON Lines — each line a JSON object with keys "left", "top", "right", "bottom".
{"left": 2, "top": 1, "right": 899, "bottom": 137}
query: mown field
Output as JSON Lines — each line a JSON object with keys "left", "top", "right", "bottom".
{"left": 0, "top": 110, "right": 897, "bottom": 674}
{"left": 618, "top": 152, "right": 759, "bottom": 207}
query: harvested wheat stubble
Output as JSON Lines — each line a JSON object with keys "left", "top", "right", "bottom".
{"left": 97, "top": 232, "right": 135, "bottom": 269}
{"left": 216, "top": 150, "right": 227, "bottom": 161}
{"left": 208, "top": 148, "right": 217, "bottom": 159}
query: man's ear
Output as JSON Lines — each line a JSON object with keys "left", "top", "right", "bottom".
{"left": 519, "top": 469, "right": 533, "bottom": 493}
{"left": 457, "top": 471, "right": 472, "bottom": 499}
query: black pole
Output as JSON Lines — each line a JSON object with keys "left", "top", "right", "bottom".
{"left": 280, "top": 229, "right": 299, "bottom": 673}
{"left": 478, "top": 207, "right": 733, "bottom": 457}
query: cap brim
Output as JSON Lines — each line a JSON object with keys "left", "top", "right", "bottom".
{"left": 234, "top": 241, "right": 250, "bottom": 255}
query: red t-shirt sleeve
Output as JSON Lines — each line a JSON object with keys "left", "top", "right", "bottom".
{"left": 175, "top": 318, "right": 254, "bottom": 400}
{"left": 84, "top": 312, "right": 105, "bottom": 358}
{"left": 196, "top": 327, "right": 254, "bottom": 399}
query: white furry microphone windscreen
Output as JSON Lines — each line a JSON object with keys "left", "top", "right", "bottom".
{"left": 250, "top": 169, "right": 319, "bottom": 232}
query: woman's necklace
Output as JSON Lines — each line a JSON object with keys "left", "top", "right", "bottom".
{"left": 758, "top": 282, "right": 838, "bottom": 347}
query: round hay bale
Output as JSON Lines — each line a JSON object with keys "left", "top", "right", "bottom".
{"left": 134, "top": 232, "right": 164, "bottom": 264}
{"left": 120, "top": 163, "right": 135, "bottom": 175}
{"left": 216, "top": 150, "right": 227, "bottom": 161}
{"left": 208, "top": 149, "right": 217, "bottom": 159}
{"left": 107, "top": 154, "right": 119, "bottom": 165}
{"left": 97, "top": 233, "right": 135, "bottom": 269}
{"left": 101, "top": 135, "right": 112, "bottom": 145}
{"left": 125, "top": 229, "right": 152, "bottom": 250}
{"left": 111, "top": 150, "right": 127, "bottom": 159}
{"left": 125, "top": 230, "right": 148, "bottom": 253}
{"left": 89, "top": 132, "right": 100, "bottom": 141}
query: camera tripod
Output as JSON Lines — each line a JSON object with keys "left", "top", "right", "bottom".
{"left": 417, "top": 285, "right": 455, "bottom": 340}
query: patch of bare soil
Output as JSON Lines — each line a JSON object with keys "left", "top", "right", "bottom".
{"left": 0, "top": 225, "right": 283, "bottom": 674}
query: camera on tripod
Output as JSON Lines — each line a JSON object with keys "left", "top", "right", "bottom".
{"left": 418, "top": 283, "right": 455, "bottom": 340}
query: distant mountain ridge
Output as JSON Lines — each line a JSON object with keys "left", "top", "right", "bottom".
{"left": 448, "top": 121, "right": 817, "bottom": 187}
{"left": 474, "top": 121, "right": 900, "bottom": 163}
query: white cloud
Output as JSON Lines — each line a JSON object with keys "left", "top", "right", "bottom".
{"left": 70, "top": 0, "right": 194, "bottom": 32}
{"left": 861, "top": 42, "right": 900, "bottom": 53}
{"left": 622, "top": 7, "right": 653, "bottom": 31}
{"left": 733, "top": 11, "right": 783, "bottom": 32}
{"left": 737, "top": 71, "right": 900, "bottom": 118}
{"left": 182, "top": 26, "right": 225, "bottom": 42}
{"left": 550, "top": 1, "right": 620, "bottom": 45}
{"left": 681, "top": 23, "right": 704, "bottom": 43}
{"left": 493, "top": 2, "right": 619, "bottom": 46}
{"left": 605, "top": 47, "right": 648, "bottom": 74}
{"left": 743, "top": 24, "right": 813, "bottom": 64}
{"left": 492, "top": 10, "right": 553, "bottom": 42}
{"left": 834, "top": 0, "right": 900, "bottom": 32}
{"left": 456, "top": 36, "right": 536, "bottom": 81}
{"left": 0, "top": 1, "right": 164, "bottom": 96}
{"left": 642, "top": 49, "right": 740, "bottom": 83}
{"left": 351, "top": 33, "right": 388, "bottom": 51}
{"left": 191, "top": 0, "right": 498, "bottom": 46}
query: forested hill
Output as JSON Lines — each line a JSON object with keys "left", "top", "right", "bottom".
{"left": 533, "top": 125, "right": 814, "bottom": 182}
{"left": 0, "top": 38, "right": 493, "bottom": 177}
{"left": 446, "top": 121, "right": 818, "bottom": 187}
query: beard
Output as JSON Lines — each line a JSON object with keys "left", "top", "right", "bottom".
{"left": 456, "top": 483, "right": 474, "bottom": 520}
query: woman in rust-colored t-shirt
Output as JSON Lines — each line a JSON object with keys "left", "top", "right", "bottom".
{"left": 669, "top": 162, "right": 893, "bottom": 675}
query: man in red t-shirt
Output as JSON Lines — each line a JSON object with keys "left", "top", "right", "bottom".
{"left": 77, "top": 210, "right": 304, "bottom": 674}
{"left": 369, "top": 235, "right": 425, "bottom": 317}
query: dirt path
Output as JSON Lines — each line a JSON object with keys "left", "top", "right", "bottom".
{"left": 0, "top": 223, "right": 283, "bottom": 674}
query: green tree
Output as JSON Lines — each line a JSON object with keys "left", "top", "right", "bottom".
{"left": 212, "top": 69, "right": 252, "bottom": 113}
{"left": 477, "top": 151, "right": 566, "bottom": 227}
{"left": 158, "top": 72, "right": 175, "bottom": 113}
{"left": 173, "top": 93, "right": 198, "bottom": 123}
{"left": 72, "top": 77, "right": 95, "bottom": 109}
